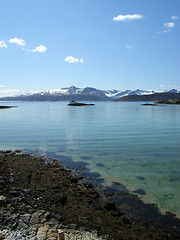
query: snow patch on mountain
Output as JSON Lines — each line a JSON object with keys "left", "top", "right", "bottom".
{"left": 2, "top": 86, "right": 180, "bottom": 100}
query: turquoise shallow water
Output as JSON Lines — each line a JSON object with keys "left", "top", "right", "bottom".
{"left": 0, "top": 101, "right": 180, "bottom": 218}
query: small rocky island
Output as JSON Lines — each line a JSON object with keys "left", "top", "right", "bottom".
{"left": 68, "top": 101, "right": 95, "bottom": 106}
{"left": 142, "top": 103, "right": 158, "bottom": 106}
{"left": 0, "top": 106, "right": 17, "bottom": 109}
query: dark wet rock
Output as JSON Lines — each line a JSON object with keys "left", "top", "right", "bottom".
{"left": 121, "top": 216, "right": 131, "bottom": 225}
{"left": 75, "top": 161, "right": 90, "bottom": 168}
{"left": 133, "top": 189, "right": 146, "bottom": 195}
{"left": 106, "top": 183, "right": 129, "bottom": 193}
{"left": 84, "top": 182, "right": 93, "bottom": 189}
{"left": 96, "top": 163, "right": 105, "bottom": 167}
{"left": 8, "top": 190, "right": 19, "bottom": 197}
{"left": 112, "top": 181, "right": 123, "bottom": 186}
{"left": 69, "top": 176, "right": 79, "bottom": 184}
{"left": 111, "top": 210, "right": 124, "bottom": 217}
{"left": 0, "top": 196, "right": 7, "bottom": 206}
{"left": 80, "top": 156, "right": 92, "bottom": 160}
{"left": 11, "top": 220, "right": 19, "bottom": 230}
{"left": 104, "top": 202, "right": 117, "bottom": 211}
{"left": 59, "top": 196, "right": 67, "bottom": 206}
{"left": 136, "top": 176, "right": 145, "bottom": 181}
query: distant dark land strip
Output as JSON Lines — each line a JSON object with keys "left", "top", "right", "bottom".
{"left": 0, "top": 106, "right": 17, "bottom": 109}
{"left": 0, "top": 150, "right": 180, "bottom": 239}
{"left": 117, "top": 93, "right": 180, "bottom": 102}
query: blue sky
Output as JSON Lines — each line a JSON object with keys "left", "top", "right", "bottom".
{"left": 0, "top": 0, "right": 180, "bottom": 96}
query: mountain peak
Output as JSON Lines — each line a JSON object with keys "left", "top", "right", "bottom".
{"left": 0, "top": 86, "right": 179, "bottom": 101}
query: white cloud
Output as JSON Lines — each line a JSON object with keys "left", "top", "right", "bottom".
{"left": 164, "top": 22, "right": 175, "bottom": 28}
{"left": 126, "top": 45, "right": 133, "bottom": 49}
{"left": 22, "top": 45, "right": 47, "bottom": 53}
{"left": 9, "top": 37, "right": 25, "bottom": 46}
{"left": 79, "top": 59, "right": 84, "bottom": 63}
{"left": 0, "top": 89, "right": 20, "bottom": 97}
{"left": 171, "top": 16, "right": 179, "bottom": 20}
{"left": 157, "top": 29, "right": 171, "bottom": 34}
{"left": 113, "top": 14, "right": 143, "bottom": 22}
{"left": 0, "top": 40, "right": 7, "bottom": 48}
{"left": 0, "top": 85, "right": 4, "bottom": 88}
{"left": 32, "top": 45, "right": 47, "bottom": 53}
{"left": 65, "top": 56, "right": 84, "bottom": 63}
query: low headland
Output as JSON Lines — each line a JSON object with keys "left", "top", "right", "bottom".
{"left": 117, "top": 93, "right": 180, "bottom": 102}
{"left": 0, "top": 150, "right": 180, "bottom": 239}
{"left": 157, "top": 99, "right": 180, "bottom": 104}
{"left": 0, "top": 106, "right": 17, "bottom": 109}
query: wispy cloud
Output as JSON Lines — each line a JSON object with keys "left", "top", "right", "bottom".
{"left": 113, "top": 14, "right": 143, "bottom": 22}
{"left": 157, "top": 18, "right": 176, "bottom": 34}
{"left": 164, "top": 22, "right": 175, "bottom": 28}
{"left": 0, "top": 89, "right": 20, "bottom": 97}
{"left": 65, "top": 56, "right": 84, "bottom": 64}
{"left": 157, "top": 29, "right": 171, "bottom": 34}
{"left": 7, "top": 37, "right": 47, "bottom": 53}
{"left": 9, "top": 37, "right": 26, "bottom": 46}
{"left": 126, "top": 45, "right": 133, "bottom": 49}
{"left": 0, "top": 40, "right": 7, "bottom": 48}
{"left": 171, "top": 16, "right": 179, "bottom": 20}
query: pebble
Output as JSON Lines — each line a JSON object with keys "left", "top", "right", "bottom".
{"left": 0, "top": 227, "right": 105, "bottom": 240}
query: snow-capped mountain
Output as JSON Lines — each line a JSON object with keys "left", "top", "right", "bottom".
{"left": 0, "top": 86, "right": 179, "bottom": 101}
{"left": 22, "top": 86, "right": 82, "bottom": 96}
{"left": 103, "top": 89, "right": 157, "bottom": 99}
{"left": 18, "top": 86, "right": 109, "bottom": 101}
{"left": 165, "top": 88, "right": 180, "bottom": 94}
{"left": 19, "top": 87, "right": 160, "bottom": 100}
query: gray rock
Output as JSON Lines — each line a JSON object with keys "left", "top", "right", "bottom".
{"left": 30, "top": 210, "right": 48, "bottom": 224}
{"left": 23, "top": 189, "right": 31, "bottom": 194}
{"left": 16, "top": 219, "right": 28, "bottom": 230}
{"left": 0, "top": 195, "right": 7, "bottom": 205}
{"left": 20, "top": 213, "right": 31, "bottom": 224}
{"left": 69, "top": 223, "right": 78, "bottom": 230}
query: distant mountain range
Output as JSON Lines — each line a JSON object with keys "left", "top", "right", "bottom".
{"left": 0, "top": 86, "right": 179, "bottom": 101}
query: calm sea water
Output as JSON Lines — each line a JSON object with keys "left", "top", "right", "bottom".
{"left": 0, "top": 101, "right": 180, "bottom": 218}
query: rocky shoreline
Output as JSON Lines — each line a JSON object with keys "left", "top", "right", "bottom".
{"left": 0, "top": 150, "right": 180, "bottom": 240}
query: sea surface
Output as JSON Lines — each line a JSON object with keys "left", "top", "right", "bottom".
{"left": 0, "top": 101, "right": 180, "bottom": 218}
